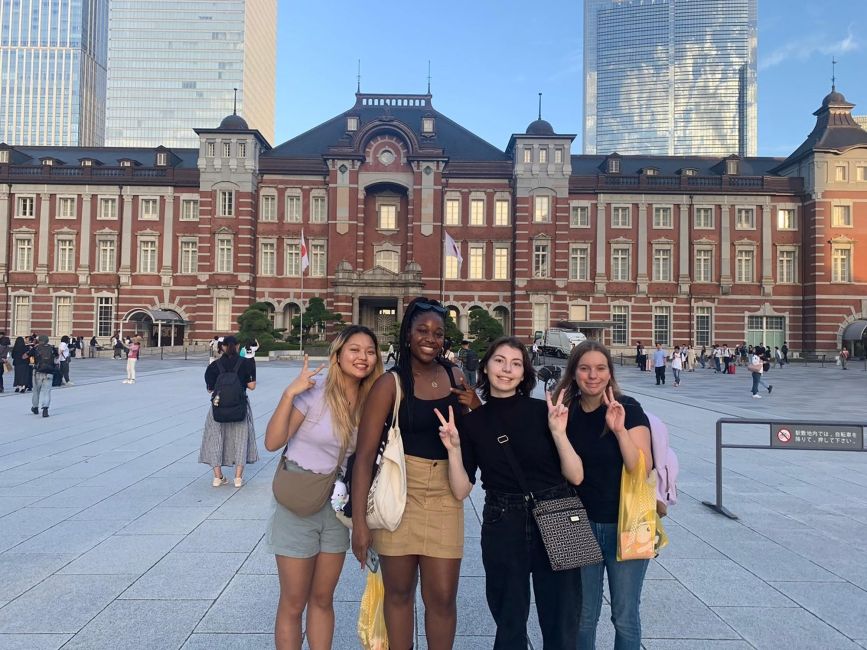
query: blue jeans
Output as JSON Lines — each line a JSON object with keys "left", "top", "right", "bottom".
{"left": 751, "top": 372, "right": 769, "bottom": 395}
{"left": 579, "top": 521, "right": 648, "bottom": 650}
{"left": 672, "top": 368, "right": 681, "bottom": 384}
{"left": 31, "top": 372, "right": 52, "bottom": 408}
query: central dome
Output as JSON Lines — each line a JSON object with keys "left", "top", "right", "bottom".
{"left": 219, "top": 114, "right": 249, "bottom": 130}
{"left": 525, "top": 119, "right": 554, "bottom": 135}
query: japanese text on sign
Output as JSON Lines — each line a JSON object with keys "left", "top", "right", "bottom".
{"left": 771, "top": 424, "right": 864, "bottom": 451}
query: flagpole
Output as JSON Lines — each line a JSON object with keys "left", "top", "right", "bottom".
{"left": 299, "top": 269, "right": 304, "bottom": 356}
{"left": 440, "top": 223, "right": 445, "bottom": 303}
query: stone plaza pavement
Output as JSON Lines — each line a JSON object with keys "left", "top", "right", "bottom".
{"left": 1, "top": 355, "right": 866, "bottom": 649}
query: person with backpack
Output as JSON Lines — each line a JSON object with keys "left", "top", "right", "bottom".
{"left": 460, "top": 339, "right": 479, "bottom": 386}
{"left": 199, "top": 335, "right": 258, "bottom": 487}
{"left": 435, "top": 336, "right": 585, "bottom": 648}
{"left": 263, "top": 325, "right": 383, "bottom": 650}
{"left": 554, "top": 340, "right": 653, "bottom": 650}
{"left": 28, "top": 335, "right": 57, "bottom": 417}
{"left": 58, "top": 336, "right": 72, "bottom": 386}
{"left": 0, "top": 332, "right": 10, "bottom": 392}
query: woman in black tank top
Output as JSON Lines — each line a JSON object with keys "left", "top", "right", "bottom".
{"left": 351, "top": 297, "right": 476, "bottom": 650}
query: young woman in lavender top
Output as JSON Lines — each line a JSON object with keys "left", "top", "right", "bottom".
{"left": 264, "top": 325, "right": 383, "bottom": 650}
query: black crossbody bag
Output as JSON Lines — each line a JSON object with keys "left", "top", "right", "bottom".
{"left": 497, "top": 434, "right": 603, "bottom": 571}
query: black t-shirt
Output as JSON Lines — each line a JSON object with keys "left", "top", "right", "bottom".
{"left": 461, "top": 394, "right": 564, "bottom": 493}
{"left": 204, "top": 354, "right": 256, "bottom": 392}
{"left": 566, "top": 395, "right": 650, "bottom": 523}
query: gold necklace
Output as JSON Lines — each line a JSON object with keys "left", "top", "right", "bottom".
{"left": 414, "top": 367, "right": 439, "bottom": 388}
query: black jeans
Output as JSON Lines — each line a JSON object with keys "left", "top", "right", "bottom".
{"left": 654, "top": 366, "right": 665, "bottom": 384}
{"left": 481, "top": 484, "right": 581, "bottom": 650}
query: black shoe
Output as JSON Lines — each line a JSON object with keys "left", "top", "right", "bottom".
{"left": 31, "top": 407, "right": 39, "bottom": 415}
{"left": 768, "top": 385, "right": 773, "bottom": 394}
{"left": 42, "top": 407, "right": 49, "bottom": 417}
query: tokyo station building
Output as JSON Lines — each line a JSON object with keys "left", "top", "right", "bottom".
{"left": 1, "top": 88, "right": 866, "bottom": 356}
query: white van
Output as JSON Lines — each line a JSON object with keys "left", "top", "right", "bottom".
{"left": 539, "top": 329, "right": 586, "bottom": 358}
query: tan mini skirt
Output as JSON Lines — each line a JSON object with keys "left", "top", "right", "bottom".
{"left": 372, "top": 454, "right": 464, "bottom": 559}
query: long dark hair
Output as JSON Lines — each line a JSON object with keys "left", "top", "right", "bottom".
{"left": 12, "top": 336, "right": 26, "bottom": 357}
{"left": 393, "top": 297, "right": 450, "bottom": 424}
{"left": 476, "top": 336, "right": 536, "bottom": 401}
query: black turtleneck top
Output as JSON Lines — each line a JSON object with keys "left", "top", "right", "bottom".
{"left": 459, "top": 394, "right": 565, "bottom": 494}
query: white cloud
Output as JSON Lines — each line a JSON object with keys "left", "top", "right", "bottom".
{"left": 760, "top": 26, "right": 860, "bottom": 70}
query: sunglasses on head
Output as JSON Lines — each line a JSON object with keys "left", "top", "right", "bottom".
{"left": 415, "top": 302, "right": 446, "bottom": 316}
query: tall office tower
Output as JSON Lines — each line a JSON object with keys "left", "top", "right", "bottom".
{"left": 584, "top": 0, "right": 757, "bottom": 156}
{"left": 0, "top": 0, "right": 108, "bottom": 146}
{"left": 105, "top": 0, "right": 276, "bottom": 147}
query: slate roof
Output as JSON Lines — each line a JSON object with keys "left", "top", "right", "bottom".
{"left": 263, "top": 93, "right": 509, "bottom": 162}
{"left": 0, "top": 145, "right": 199, "bottom": 168}
{"left": 569, "top": 155, "right": 785, "bottom": 176}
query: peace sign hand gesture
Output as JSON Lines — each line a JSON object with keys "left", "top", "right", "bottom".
{"left": 601, "top": 386, "right": 626, "bottom": 436}
{"left": 284, "top": 354, "right": 325, "bottom": 399}
{"left": 434, "top": 405, "right": 461, "bottom": 452}
{"left": 546, "top": 389, "right": 569, "bottom": 437}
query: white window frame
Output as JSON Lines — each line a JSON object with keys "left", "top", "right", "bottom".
{"left": 612, "top": 205, "right": 631, "bottom": 228}
{"left": 16, "top": 195, "right": 35, "bottom": 218}
{"left": 538, "top": 147, "right": 548, "bottom": 164}
{"left": 694, "top": 306, "right": 712, "bottom": 347}
{"left": 179, "top": 239, "right": 198, "bottom": 275}
{"left": 347, "top": 116, "right": 359, "bottom": 132}
{"left": 735, "top": 207, "right": 755, "bottom": 230}
{"left": 57, "top": 196, "right": 76, "bottom": 220}
{"left": 222, "top": 142, "right": 232, "bottom": 158}
{"left": 523, "top": 148, "right": 532, "bottom": 164}
{"left": 96, "top": 238, "right": 116, "bottom": 273}
{"left": 260, "top": 194, "right": 277, "bottom": 222}
{"left": 444, "top": 254, "right": 459, "bottom": 279}
{"left": 569, "top": 244, "right": 590, "bottom": 281}
{"left": 374, "top": 250, "right": 399, "bottom": 273}
{"left": 532, "top": 303, "right": 549, "bottom": 335}
{"left": 533, "top": 195, "right": 551, "bottom": 223}
{"left": 98, "top": 196, "right": 118, "bottom": 220}
{"left": 694, "top": 247, "right": 713, "bottom": 283}
{"left": 444, "top": 196, "right": 461, "bottom": 226}
{"left": 206, "top": 142, "right": 216, "bottom": 157}
{"left": 831, "top": 204, "right": 852, "bottom": 228}
{"left": 156, "top": 152, "right": 167, "bottom": 166}
{"left": 286, "top": 242, "right": 301, "bottom": 276}
{"left": 831, "top": 245, "right": 852, "bottom": 283}
{"left": 311, "top": 194, "right": 327, "bottom": 223}
{"left": 494, "top": 198, "right": 510, "bottom": 227}
{"left": 96, "top": 296, "right": 114, "bottom": 337}
{"left": 532, "top": 240, "right": 550, "bottom": 278}
{"left": 378, "top": 203, "right": 397, "bottom": 230}
{"left": 139, "top": 197, "right": 159, "bottom": 221}
{"left": 310, "top": 241, "right": 326, "bottom": 277}
{"left": 137, "top": 238, "right": 158, "bottom": 274}
{"left": 652, "top": 206, "right": 673, "bottom": 229}
{"left": 13, "top": 294, "right": 32, "bottom": 335}
{"left": 54, "top": 295, "right": 73, "bottom": 336}
{"left": 777, "top": 207, "right": 796, "bottom": 230}
{"left": 611, "top": 246, "right": 631, "bottom": 281}
{"left": 238, "top": 142, "right": 247, "bottom": 158}
{"left": 777, "top": 247, "right": 797, "bottom": 284}
{"left": 179, "top": 198, "right": 199, "bottom": 221}
{"left": 286, "top": 193, "right": 301, "bottom": 223}
{"left": 570, "top": 203, "right": 590, "bottom": 228}
{"left": 735, "top": 248, "right": 755, "bottom": 283}
{"left": 469, "top": 198, "right": 485, "bottom": 226}
{"left": 554, "top": 148, "right": 563, "bottom": 164}
{"left": 493, "top": 246, "right": 509, "bottom": 280}
{"left": 611, "top": 305, "right": 629, "bottom": 345}
{"left": 214, "top": 296, "right": 231, "bottom": 330}
{"left": 835, "top": 165, "right": 847, "bottom": 182}
{"left": 652, "top": 245, "right": 672, "bottom": 282}
{"left": 216, "top": 236, "right": 233, "bottom": 273}
{"left": 468, "top": 244, "right": 485, "bottom": 280}
{"left": 694, "top": 206, "right": 714, "bottom": 229}
{"left": 55, "top": 238, "right": 75, "bottom": 272}
{"left": 652, "top": 305, "right": 672, "bottom": 347}
{"left": 259, "top": 240, "right": 276, "bottom": 276}
{"left": 218, "top": 190, "right": 235, "bottom": 217}
{"left": 14, "top": 236, "right": 34, "bottom": 271}
{"left": 856, "top": 166, "right": 867, "bottom": 182}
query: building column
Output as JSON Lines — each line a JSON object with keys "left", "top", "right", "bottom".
{"left": 637, "top": 202, "right": 648, "bottom": 294}
{"left": 119, "top": 190, "right": 133, "bottom": 285}
{"left": 761, "top": 203, "right": 773, "bottom": 295}
{"left": 161, "top": 192, "right": 174, "bottom": 286}
{"left": 678, "top": 203, "right": 690, "bottom": 294}
{"left": 594, "top": 202, "right": 607, "bottom": 292}
{"left": 37, "top": 193, "right": 50, "bottom": 284}
{"left": 78, "top": 193, "right": 92, "bottom": 285}
{"left": 720, "top": 203, "right": 732, "bottom": 292}
{"left": 0, "top": 190, "right": 9, "bottom": 282}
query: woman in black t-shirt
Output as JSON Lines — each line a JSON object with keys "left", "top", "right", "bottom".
{"left": 436, "top": 336, "right": 584, "bottom": 650}
{"left": 553, "top": 340, "right": 652, "bottom": 650}
{"left": 199, "top": 335, "right": 258, "bottom": 488}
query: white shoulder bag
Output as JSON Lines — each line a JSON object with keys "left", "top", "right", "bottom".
{"left": 366, "top": 372, "right": 407, "bottom": 531}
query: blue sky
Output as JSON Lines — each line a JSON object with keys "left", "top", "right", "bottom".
{"left": 274, "top": 1, "right": 866, "bottom": 157}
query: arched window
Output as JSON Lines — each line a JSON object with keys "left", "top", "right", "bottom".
{"left": 374, "top": 250, "right": 399, "bottom": 273}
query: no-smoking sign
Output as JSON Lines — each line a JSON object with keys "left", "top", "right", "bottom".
{"left": 777, "top": 428, "right": 792, "bottom": 443}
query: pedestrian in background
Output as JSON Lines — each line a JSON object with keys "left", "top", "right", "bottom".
{"left": 199, "top": 335, "right": 258, "bottom": 487}
{"left": 781, "top": 342, "right": 789, "bottom": 365}
{"left": 774, "top": 346, "right": 784, "bottom": 368}
{"left": 460, "top": 339, "right": 479, "bottom": 386}
{"left": 124, "top": 337, "right": 141, "bottom": 384}
{"left": 58, "top": 336, "right": 72, "bottom": 386}
{"left": 12, "top": 337, "right": 30, "bottom": 392}
{"left": 653, "top": 342, "right": 667, "bottom": 385}
{"left": 670, "top": 345, "right": 683, "bottom": 387}
{"left": 28, "top": 335, "right": 56, "bottom": 417}
{"left": 839, "top": 347, "right": 849, "bottom": 370}
{"left": 0, "top": 332, "right": 10, "bottom": 392}
{"left": 748, "top": 350, "right": 772, "bottom": 398}
{"left": 89, "top": 335, "right": 98, "bottom": 358}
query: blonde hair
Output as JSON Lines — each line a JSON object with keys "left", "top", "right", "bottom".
{"left": 323, "top": 325, "right": 384, "bottom": 449}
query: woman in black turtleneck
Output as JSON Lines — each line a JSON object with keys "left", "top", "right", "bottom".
{"left": 435, "top": 336, "right": 584, "bottom": 650}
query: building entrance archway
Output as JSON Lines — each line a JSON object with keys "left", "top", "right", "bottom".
{"left": 359, "top": 298, "right": 398, "bottom": 344}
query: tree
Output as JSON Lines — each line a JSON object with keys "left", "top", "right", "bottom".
{"left": 236, "top": 303, "right": 279, "bottom": 347}
{"left": 468, "top": 308, "right": 504, "bottom": 356}
{"left": 291, "top": 297, "right": 344, "bottom": 343}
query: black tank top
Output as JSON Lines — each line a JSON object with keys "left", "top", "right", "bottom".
{"left": 397, "top": 364, "right": 463, "bottom": 460}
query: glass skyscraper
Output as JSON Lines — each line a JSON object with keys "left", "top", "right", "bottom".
{"left": 104, "top": 0, "right": 276, "bottom": 148}
{"left": 0, "top": 0, "right": 108, "bottom": 146}
{"left": 584, "top": 0, "right": 757, "bottom": 156}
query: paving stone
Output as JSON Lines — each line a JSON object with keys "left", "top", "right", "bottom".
{"left": 58, "top": 534, "right": 182, "bottom": 575}
{"left": 0, "top": 574, "right": 136, "bottom": 633}
{"left": 29, "top": 486, "right": 119, "bottom": 509}
{"left": 770, "top": 581, "right": 867, "bottom": 639}
{"left": 120, "top": 551, "right": 247, "bottom": 599}
{"left": 1, "top": 477, "right": 83, "bottom": 498}
{"left": 712, "top": 606, "right": 862, "bottom": 650}
{"left": 0, "top": 495, "right": 40, "bottom": 517}
{"left": 640, "top": 579, "right": 740, "bottom": 640}
{"left": 12, "top": 519, "right": 126, "bottom": 554}
{"left": 643, "top": 641, "right": 754, "bottom": 649}
{"left": 181, "top": 634, "right": 275, "bottom": 650}
{"left": 416, "top": 576, "right": 496, "bottom": 637}
{"left": 238, "top": 538, "right": 277, "bottom": 575}
{"left": 61, "top": 599, "right": 211, "bottom": 650}
{"left": 159, "top": 481, "right": 239, "bottom": 508}
{"left": 0, "top": 507, "right": 80, "bottom": 553}
{"left": 210, "top": 487, "right": 277, "bottom": 520}
{"left": 69, "top": 490, "right": 168, "bottom": 522}
{"left": 0, "top": 553, "right": 76, "bottom": 600}
{"left": 196, "top": 574, "right": 280, "bottom": 633}
{"left": 333, "top": 559, "right": 367, "bottom": 602}
{"left": 658, "top": 558, "right": 795, "bottom": 607}
{"left": 175, "top": 519, "right": 266, "bottom": 553}
{"left": 118, "top": 506, "right": 215, "bottom": 535}
{"left": 717, "top": 540, "right": 841, "bottom": 582}
{"left": 0, "top": 634, "right": 73, "bottom": 650}
{"left": 655, "top": 521, "right": 725, "bottom": 559}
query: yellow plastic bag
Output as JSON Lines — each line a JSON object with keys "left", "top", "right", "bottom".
{"left": 617, "top": 450, "right": 669, "bottom": 561}
{"left": 357, "top": 569, "right": 389, "bottom": 650}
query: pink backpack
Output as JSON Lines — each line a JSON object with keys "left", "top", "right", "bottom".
{"left": 645, "top": 411, "right": 679, "bottom": 516}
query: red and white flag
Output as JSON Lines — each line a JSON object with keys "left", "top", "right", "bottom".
{"left": 300, "top": 229, "right": 309, "bottom": 274}
{"left": 443, "top": 230, "right": 463, "bottom": 273}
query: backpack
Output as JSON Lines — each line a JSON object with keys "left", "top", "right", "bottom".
{"left": 464, "top": 348, "right": 479, "bottom": 372}
{"left": 35, "top": 344, "right": 56, "bottom": 373}
{"left": 211, "top": 357, "right": 247, "bottom": 423}
{"left": 645, "top": 411, "right": 679, "bottom": 517}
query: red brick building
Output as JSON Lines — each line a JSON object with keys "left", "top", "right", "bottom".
{"left": 1, "top": 89, "right": 866, "bottom": 356}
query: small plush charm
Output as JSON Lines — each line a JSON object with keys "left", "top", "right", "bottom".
{"left": 331, "top": 479, "right": 348, "bottom": 512}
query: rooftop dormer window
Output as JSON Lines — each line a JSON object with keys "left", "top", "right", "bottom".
{"left": 726, "top": 159, "right": 739, "bottom": 175}
{"left": 347, "top": 116, "right": 359, "bottom": 132}
{"left": 642, "top": 167, "right": 659, "bottom": 176}
{"left": 681, "top": 168, "right": 697, "bottom": 176}
{"left": 42, "top": 158, "right": 54, "bottom": 166}
{"left": 0, "top": 150, "right": 8, "bottom": 164}
{"left": 607, "top": 158, "right": 620, "bottom": 174}
{"left": 155, "top": 152, "right": 167, "bottom": 166}
{"left": 120, "top": 160, "right": 132, "bottom": 167}
{"left": 422, "top": 117, "right": 435, "bottom": 134}
{"left": 81, "top": 159, "right": 93, "bottom": 167}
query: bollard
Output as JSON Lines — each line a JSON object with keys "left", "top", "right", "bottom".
{"left": 160, "top": 347, "right": 164, "bottom": 360}
{"left": 184, "top": 347, "right": 188, "bottom": 360}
